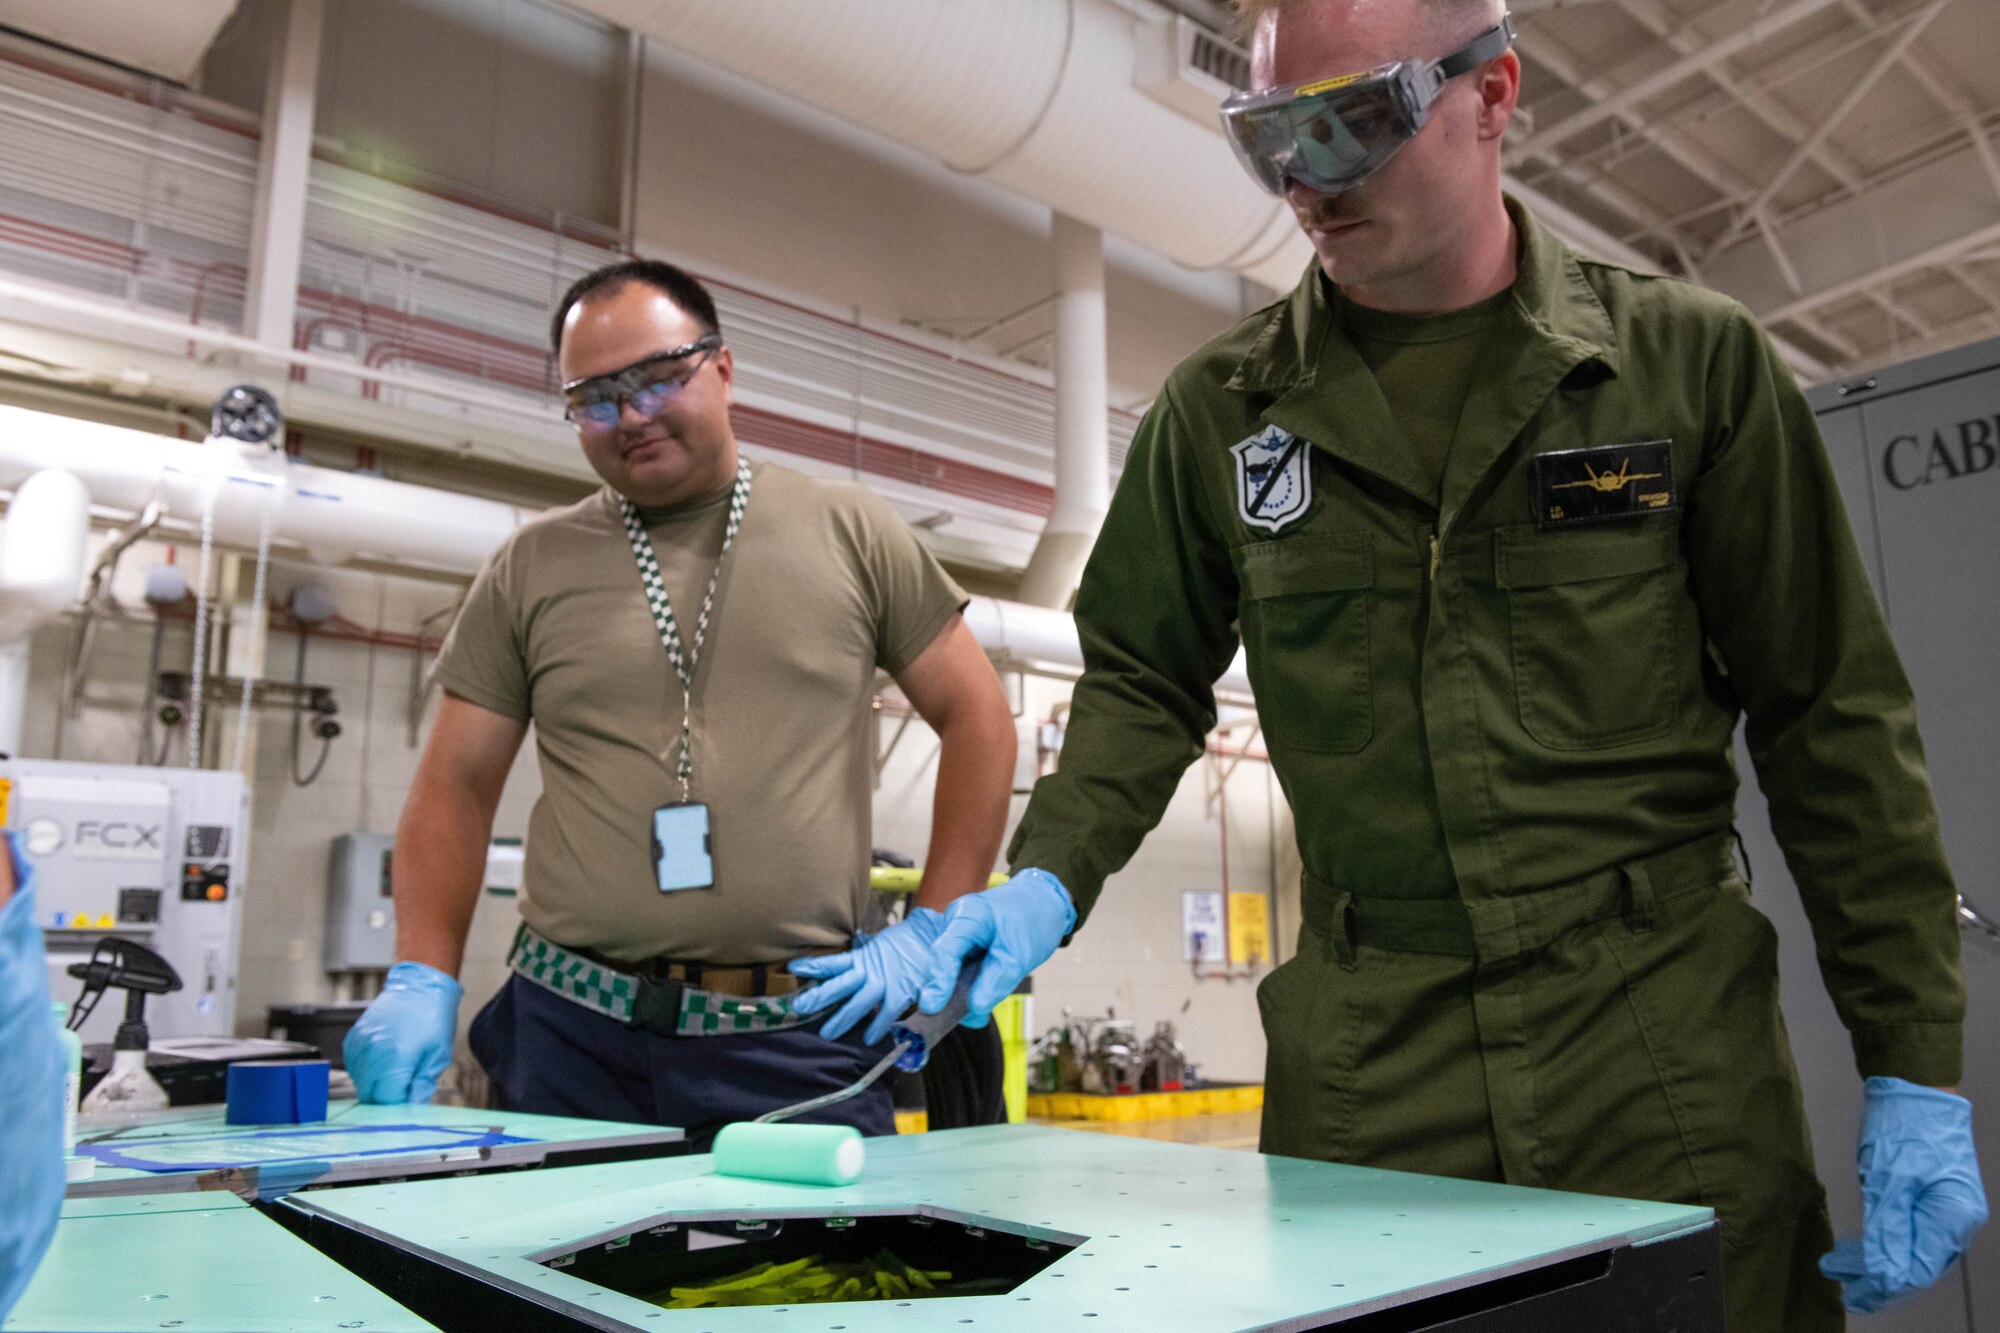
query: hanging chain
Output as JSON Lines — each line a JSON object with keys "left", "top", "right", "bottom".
{"left": 185, "top": 486, "right": 218, "bottom": 768}
{"left": 227, "top": 481, "right": 279, "bottom": 774}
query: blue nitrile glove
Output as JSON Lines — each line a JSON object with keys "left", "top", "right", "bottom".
{"left": 343, "top": 961, "right": 463, "bottom": 1104}
{"left": 1819, "top": 1076, "right": 1988, "bottom": 1313}
{"left": 0, "top": 837, "right": 65, "bottom": 1323}
{"left": 790, "top": 908, "right": 947, "bottom": 1045}
{"left": 917, "top": 869, "right": 1076, "bottom": 1029}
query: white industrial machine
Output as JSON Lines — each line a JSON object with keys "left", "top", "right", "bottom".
{"left": 10, "top": 758, "right": 247, "bottom": 1046}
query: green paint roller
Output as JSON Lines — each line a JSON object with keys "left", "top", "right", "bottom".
{"left": 711, "top": 959, "right": 982, "bottom": 1186}
{"left": 712, "top": 1122, "right": 868, "bottom": 1187}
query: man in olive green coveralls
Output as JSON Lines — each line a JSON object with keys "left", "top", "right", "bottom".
{"left": 976, "top": 0, "right": 1981, "bottom": 1328}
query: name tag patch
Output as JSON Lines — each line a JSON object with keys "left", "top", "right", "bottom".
{"left": 1531, "top": 441, "right": 1677, "bottom": 528}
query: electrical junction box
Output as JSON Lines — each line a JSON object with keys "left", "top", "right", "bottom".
{"left": 325, "top": 833, "right": 396, "bottom": 971}
{"left": 9, "top": 759, "right": 246, "bottom": 1045}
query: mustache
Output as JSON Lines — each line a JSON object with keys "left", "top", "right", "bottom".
{"left": 1297, "top": 204, "right": 1359, "bottom": 230}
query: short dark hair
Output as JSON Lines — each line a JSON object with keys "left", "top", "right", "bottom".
{"left": 549, "top": 259, "right": 722, "bottom": 354}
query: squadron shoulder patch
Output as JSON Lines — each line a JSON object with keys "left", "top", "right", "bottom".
{"left": 1531, "top": 441, "right": 1678, "bottom": 528}
{"left": 1231, "top": 425, "right": 1313, "bottom": 533}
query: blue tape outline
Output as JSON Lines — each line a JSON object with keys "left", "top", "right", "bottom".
{"left": 75, "top": 1123, "right": 534, "bottom": 1173}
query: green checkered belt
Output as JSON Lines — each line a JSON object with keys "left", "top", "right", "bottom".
{"left": 507, "top": 923, "right": 817, "bottom": 1036}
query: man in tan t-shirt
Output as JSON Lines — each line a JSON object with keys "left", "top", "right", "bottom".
{"left": 341, "top": 260, "right": 1017, "bottom": 1144}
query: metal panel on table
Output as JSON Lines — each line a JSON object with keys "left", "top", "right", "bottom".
{"left": 4, "top": 1191, "right": 437, "bottom": 1332}
{"left": 279, "top": 1123, "right": 1717, "bottom": 1331}
{"left": 68, "top": 1098, "right": 684, "bottom": 1200}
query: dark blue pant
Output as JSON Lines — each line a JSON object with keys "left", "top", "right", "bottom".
{"left": 468, "top": 973, "right": 895, "bottom": 1151}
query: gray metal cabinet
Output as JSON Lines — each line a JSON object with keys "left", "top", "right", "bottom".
{"left": 1740, "top": 336, "right": 2000, "bottom": 1332}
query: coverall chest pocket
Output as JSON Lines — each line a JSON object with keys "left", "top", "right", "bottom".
{"left": 1237, "top": 533, "right": 1373, "bottom": 754}
{"left": 1495, "top": 524, "right": 1681, "bottom": 750}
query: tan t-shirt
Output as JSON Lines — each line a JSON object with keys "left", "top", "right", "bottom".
{"left": 433, "top": 459, "right": 966, "bottom": 964}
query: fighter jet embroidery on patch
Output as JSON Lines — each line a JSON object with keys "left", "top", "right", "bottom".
{"left": 1552, "top": 457, "right": 1663, "bottom": 494}
{"left": 1531, "top": 441, "right": 1678, "bottom": 527}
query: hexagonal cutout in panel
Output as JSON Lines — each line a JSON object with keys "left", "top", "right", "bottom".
{"left": 534, "top": 1207, "right": 1083, "bottom": 1311}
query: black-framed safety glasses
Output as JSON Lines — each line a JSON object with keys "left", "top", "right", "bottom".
{"left": 561, "top": 334, "right": 722, "bottom": 436}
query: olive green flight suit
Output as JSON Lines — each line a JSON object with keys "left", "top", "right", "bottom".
{"left": 1008, "top": 202, "right": 1966, "bottom": 1332}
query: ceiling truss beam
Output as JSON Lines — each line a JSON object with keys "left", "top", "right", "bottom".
{"left": 1507, "top": 0, "right": 1848, "bottom": 164}
{"left": 1706, "top": 143, "right": 2000, "bottom": 327}
{"left": 1611, "top": 0, "right": 1865, "bottom": 201}
{"left": 1702, "top": 0, "right": 1953, "bottom": 262}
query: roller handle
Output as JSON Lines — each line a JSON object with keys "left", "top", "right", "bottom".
{"left": 890, "top": 957, "right": 981, "bottom": 1072}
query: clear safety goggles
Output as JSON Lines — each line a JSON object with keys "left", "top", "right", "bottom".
{"left": 1219, "top": 17, "right": 1515, "bottom": 197}
{"left": 561, "top": 334, "right": 721, "bottom": 436}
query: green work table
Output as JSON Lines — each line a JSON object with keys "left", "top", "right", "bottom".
{"left": 67, "top": 1098, "right": 683, "bottom": 1202}
{"left": 4, "top": 1192, "right": 438, "bottom": 1333}
{"left": 276, "top": 1124, "right": 1722, "bottom": 1331}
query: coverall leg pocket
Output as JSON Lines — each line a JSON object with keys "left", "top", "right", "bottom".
{"left": 1257, "top": 928, "right": 1350, "bottom": 1160}
{"left": 1581, "top": 881, "right": 1838, "bottom": 1331}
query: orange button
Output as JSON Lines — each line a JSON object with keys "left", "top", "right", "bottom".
{"left": 206, "top": 884, "right": 226, "bottom": 901}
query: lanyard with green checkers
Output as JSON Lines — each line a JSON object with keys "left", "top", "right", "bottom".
{"left": 619, "top": 459, "right": 753, "bottom": 804}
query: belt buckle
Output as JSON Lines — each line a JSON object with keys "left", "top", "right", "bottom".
{"left": 629, "top": 975, "right": 686, "bottom": 1035}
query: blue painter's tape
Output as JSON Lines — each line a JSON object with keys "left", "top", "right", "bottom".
{"left": 75, "top": 1123, "right": 535, "bottom": 1174}
{"left": 226, "top": 1060, "right": 331, "bottom": 1126}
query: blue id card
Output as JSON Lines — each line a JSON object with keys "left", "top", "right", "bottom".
{"left": 651, "top": 802, "right": 714, "bottom": 892}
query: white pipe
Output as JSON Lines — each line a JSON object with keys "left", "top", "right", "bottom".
{"left": 963, "top": 595, "right": 1252, "bottom": 700}
{"left": 0, "top": 406, "right": 530, "bottom": 577}
{"left": 0, "top": 469, "right": 91, "bottom": 754}
{"left": 0, "top": 404, "right": 1256, "bottom": 698}
{"left": 0, "top": 469, "right": 91, "bottom": 639}
{"left": 1017, "top": 213, "right": 1111, "bottom": 610}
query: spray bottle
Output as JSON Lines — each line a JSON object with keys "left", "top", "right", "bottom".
{"left": 51, "top": 1001, "right": 91, "bottom": 1180}
{"left": 67, "top": 938, "right": 178, "bottom": 1115}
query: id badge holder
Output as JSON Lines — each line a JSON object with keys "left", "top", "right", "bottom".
{"left": 651, "top": 802, "right": 714, "bottom": 892}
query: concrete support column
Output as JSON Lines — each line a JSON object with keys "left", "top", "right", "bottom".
{"left": 1017, "top": 213, "right": 1109, "bottom": 611}
{"left": 242, "top": 0, "right": 325, "bottom": 350}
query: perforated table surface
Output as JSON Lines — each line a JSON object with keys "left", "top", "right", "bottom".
{"left": 66, "top": 1098, "right": 683, "bottom": 1201}
{"left": 278, "top": 1123, "right": 1719, "bottom": 1331}
{"left": 5, "top": 1192, "right": 439, "bottom": 1333}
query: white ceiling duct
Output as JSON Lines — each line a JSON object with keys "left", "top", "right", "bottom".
{"left": 2, "top": 0, "right": 240, "bottom": 82}
{"left": 583, "top": 1, "right": 1838, "bottom": 380}
{"left": 579, "top": 0, "right": 1314, "bottom": 291}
